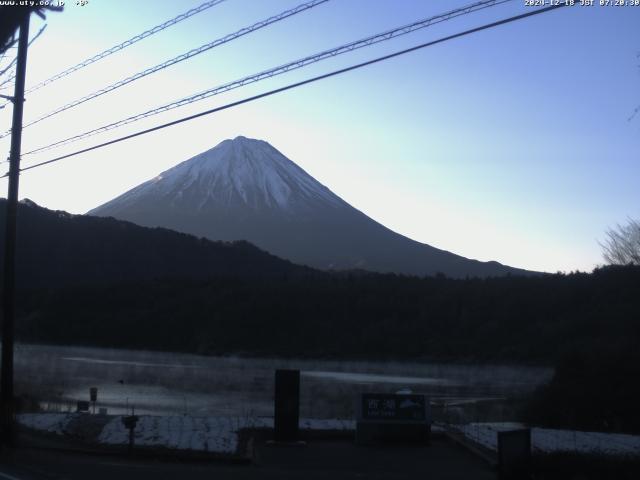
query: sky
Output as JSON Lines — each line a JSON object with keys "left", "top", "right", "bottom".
{"left": 0, "top": 0, "right": 638, "bottom": 274}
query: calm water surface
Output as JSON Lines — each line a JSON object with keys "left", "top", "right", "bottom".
{"left": 14, "top": 344, "right": 552, "bottom": 420}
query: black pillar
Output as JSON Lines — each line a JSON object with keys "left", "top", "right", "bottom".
{"left": 274, "top": 369, "right": 299, "bottom": 442}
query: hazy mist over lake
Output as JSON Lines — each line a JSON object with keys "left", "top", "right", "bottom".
{"left": 14, "top": 344, "right": 551, "bottom": 420}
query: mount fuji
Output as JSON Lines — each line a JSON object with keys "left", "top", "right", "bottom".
{"left": 88, "top": 136, "right": 531, "bottom": 278}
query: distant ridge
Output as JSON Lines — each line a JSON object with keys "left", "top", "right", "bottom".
{"left": 0, "top": 199, "right": 310, "bottom": 289}
{"left": 89, "top": 136, "right": 534, "bottom": 278}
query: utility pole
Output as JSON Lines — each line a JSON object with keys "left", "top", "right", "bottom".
{"left": 1, "top": 12, "right": 30, "bottom": 447}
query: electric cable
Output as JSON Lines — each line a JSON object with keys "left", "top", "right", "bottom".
{"left": 25, "top": 0, "right": 228, "bottom": 94}
{"left": 21, "top": 0, "right": 514, "bottom": 155}
{"left": 4, "top": 2, "right": 570, "bottom": 178}
{"left": 1, "top": 0, "right": 328, "bottom": 137}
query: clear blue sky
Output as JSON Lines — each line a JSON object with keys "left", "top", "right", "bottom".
{"left": 0, "top": 0, "right": 638, "bottom": 273}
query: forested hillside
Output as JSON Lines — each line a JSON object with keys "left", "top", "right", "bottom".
{"left": 16, "top": 265, "right": 640, "bottom": 364}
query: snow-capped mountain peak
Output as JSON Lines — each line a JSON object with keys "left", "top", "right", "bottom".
{"left": 89, "top": 136, "right": 531, "bottom": 278}
{"left": 125, "top": 136, "right": 342, "bottom": 212}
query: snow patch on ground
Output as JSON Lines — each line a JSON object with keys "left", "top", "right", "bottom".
{"left": 454, "top": 423, "right": 640, "bottom": 457}
{"left": 19, "top": 413, "right": 355, "bottom": 455}
{"left": 99, "top": 416, "right": 248, "bottom": 453}
{"left": 99, "top": 415, "right": 355, "bottom": 453}
{"left": 300, "top": 418, "right": 356, "bottom": 431}
{"left": 20, "top": 414, "right": 639, "bottom": 458}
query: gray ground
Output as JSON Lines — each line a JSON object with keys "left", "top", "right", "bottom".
{"left": 0, "top": 434, "right": 497, "bottom": 480}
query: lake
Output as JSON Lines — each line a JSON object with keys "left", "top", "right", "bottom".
{"left": 13, "top": 343, "right": 552, "bottom": 421}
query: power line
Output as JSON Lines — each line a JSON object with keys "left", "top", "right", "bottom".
{"left": 8, "top": 2, "right": 570, "bottom": 178}
{"left": 0, "top": 59, "right": 16, "bottom": 79}
{"left": 21, "top": 0, "right": 514, "bottom": 156}
{"left": 2, "top": 0, "right": 329, "bottom": 137}
{"left": 24, "top": 0, "right": 228, "bottom": 95}
{"left": 0, "top": 39, "right": 17, "bottom": 59}
{"left": 0, "top": 73, "right": 15, "bottom": 90}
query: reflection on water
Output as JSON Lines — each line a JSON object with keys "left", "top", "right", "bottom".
{"left": 62, "top": 357, "right": 204, "bottom": 369}
{"left": 14, "top": 344, "right": 552, "bottom": 420}
{"left": 301, "top": 371, "right": 459, "bottom": 386}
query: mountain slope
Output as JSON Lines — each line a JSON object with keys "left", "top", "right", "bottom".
{"left": 0, "top": 199, "right": 310, "bottom": 289}
{"left": 89, "top": 136, "right": 533, "bottom": 278}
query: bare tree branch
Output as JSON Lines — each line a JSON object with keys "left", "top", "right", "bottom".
{"left": 0, "top": 23, "right": 45, "bottom": 77}
{"left": 600, "top": 218, "right": 640, "bottom": 265}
